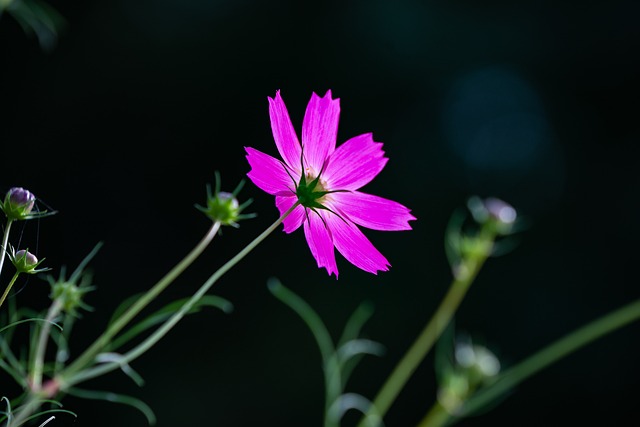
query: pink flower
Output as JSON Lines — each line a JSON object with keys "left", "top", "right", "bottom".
{"left": 245, "top": 90, "right": 416, "bottom": 278}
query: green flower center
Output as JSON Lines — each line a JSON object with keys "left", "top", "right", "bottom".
{"left": 296, "top": 172, "right": 329, "bottom": 209}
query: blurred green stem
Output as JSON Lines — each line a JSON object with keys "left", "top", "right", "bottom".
{"left": 418, "top": 401, "right": 450, "bottom": 427}
{"left": 60, "top": 203, "right": 299, "bottom": 387}
{"left": 30, "top": 299, "right": 63, "bottom": 391}
{"left": 60, "top": 220, "right": 222, "bottom": 381}
{"left": 0, "top": 218, "right": 14, "bottom": 286}
{"left": 0, "top": 271, "right": 20, "bottom": 310}
{"left": 357, "top": 227, "right": 494, "bottom": 427}
{"left": 424, "top": 296, "right": 640, "bottom": 426}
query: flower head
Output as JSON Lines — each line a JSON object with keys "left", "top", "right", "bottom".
{"left": 9, "top": 248, "right": 50, "bottom": 274}
{"left": 1, "top": 187, "right": 57, "bottom": 221}
{"left": 467, "top": 196, "right": 517, "bottom": 236}
{"left": 2, "top": 187, "right": 35, "bottom": 220}
{"left": 195, "top": 171, "right": 256, "bottom": 228}
{"left": 246, "top": 90, "right": 415, "bottom": 278}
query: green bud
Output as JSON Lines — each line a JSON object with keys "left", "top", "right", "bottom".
{"left": 51, "top": 281, "right": 86, "bottom": 314}
{"left": 46, "top": 242, "right": 101, "bottom": 315}
{"left": 467, "top": 196, "right": 517, "bottom": 235}
{"left": 196, "top": 172, "right": 256, "bottom": 227}
{"left": 9, "top": 248, "right": 49, "bottom": 274}
{"left": 438, "top": 336, "right": 501, "bottom": 415}
{"left": 454, "top": 341, "right": 500, "bottom": 386}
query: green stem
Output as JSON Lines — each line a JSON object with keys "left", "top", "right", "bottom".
{"left": 454, "top": 297, "right": 640, "bottom": 421}
{"left": 61, "top": 220, "right": 221, "bottom": 380}
{"left": 60, "top": 203, "right": 298, "bottom": 387}
{"left": 357, "top": 236, "right": 493, "bottom": 426}
{"left": 417, "top": 401, "right": 450, "bottom": 427}
{"left": 30, "top": 299, "right": 63, "bottom": 391}
{"left": 0, "top": 272, "right": 21, "bottom": 310}
{"left": 6, "top": 393, "right": 39, "bottom": 427}
{"left": 0, "top": 218, "right": 13, "bottom": 281}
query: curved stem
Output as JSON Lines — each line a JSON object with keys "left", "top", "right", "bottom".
{"left": 357, "top": 232, "right": 493, "bottom": 426}
{"left": 0, "top": 272, "right": 21, "bottom": 310}
{"left": 60, "top": 204, "right": 298, "bottom": 387}
{"left": 453, "top": 297, "right": 640, "bottom": 421}
{"left": 0, "top": 218, "right": 13, "bottom": 281}
{"left": 61, "top": 221, "right": 221, "bottom": 380}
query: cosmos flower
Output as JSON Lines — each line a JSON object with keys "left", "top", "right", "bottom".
{"left": 245, "top": 90, "right": 415, "bottom": 278}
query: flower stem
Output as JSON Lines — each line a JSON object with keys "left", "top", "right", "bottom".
{"left": 60, "top": 221, "right": 222, "bottom": 381}
{"left": 0, "top": 218, "right": 14, "bottom": 286}
{"left": 417, "top": 401, "right": 450, "bottom": 427}
{"left": 357, "top": 230, "right": 494, "bottom": 426}
{"left": 30, "top": 299, "right": 63, "bottom": 391}
{"left": 60, "top": 204, "right": 298, "bottom": 387}
{"left": 447, "top": 296, "right": 640, "bottom": 423}
{"left": 0, "top": 272, "right": 21, "bottom": 310}
{"left": 6, "top": 393, "right": 39, "bottom": 427}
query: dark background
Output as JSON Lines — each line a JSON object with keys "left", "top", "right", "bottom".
{"left": 1, "top": 0, "right": 639, "bottom": 426}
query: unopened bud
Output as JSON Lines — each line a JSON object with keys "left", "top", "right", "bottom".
{"left": 468, "top": 196, "right": 517, "bottom": 235}
{"left": 51, "top": 281, "right": 86, "bottom": 314}
{"left": 2, "top": 187, "right": 36, "bottom": 220}
{"left": 10, "top": 249, "right": 48, "bottom": 274}
{"left": 196, "top": 172, "right": 256, "bottom": 227}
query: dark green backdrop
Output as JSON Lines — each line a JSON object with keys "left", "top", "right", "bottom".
{"left": 1, "top": 0, "right": 638, "bottom": 426}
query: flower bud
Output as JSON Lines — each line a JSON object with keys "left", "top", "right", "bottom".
{"left": 10, "top": 249, "right": 47, "bottom": 274}
{"left": 467, "top": 196, "right": 517, "bottom": 235}
{"left": 51, "top": 281, "right": 86, "bottom": 314}
{"left": 196, "top": 172, "right": 256, "bottom": 227}
{"left": 437, "top": 337, "right": 501, "bottom": 414}
{"left": 454, "top": 341, "right": 500, "bottom": 385}
{"left": 2, "top": 187, "right": 36, "bottom": 221}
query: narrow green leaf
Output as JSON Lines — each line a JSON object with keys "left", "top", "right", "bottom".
{"left": 338, "top": 301, "right": 375, "bottom": 348}
{"left": 67, "top": 387, "right": 156, "bottom": 425}
{"left": 0, "top": 318, "right": 62, "bottom": 334}
{"left": 267, "top": 278, "right": 334, "bottom": 362}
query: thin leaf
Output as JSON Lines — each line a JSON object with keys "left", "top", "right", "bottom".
{"left": 267, "top": 278, "right": 334, "bottom": 362}
{"left": 19, "top": 408, "right": 77, "bottom": 427}
{"left": 337, "top": 339, "right": 385, "bottom": 363}
{"left": 94, "top": 352, "right": 145, "bottom": 387}
{"left": 0, "top": 396, "right": 13, "bottom": 425}
{"left": 338, "top": 301, "right": 375, "bottom": 347}
{"left": 67, "top": 387, "right": 156, "bottom": 425}
{"left": 327, "top": 393, "right": 384, "bottom": 427}
{"left": 68, "top": 241, "right": 103, "bottom": 283}
{"left": 0, "top": 318, "right": 62, "bottom": 334}
{"left": 337, "top": 339, "right": 385, "bottom": 388}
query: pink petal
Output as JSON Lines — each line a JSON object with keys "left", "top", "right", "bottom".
{"left": 276, "top": 195, "right": 305, "bottom": 233}
{"left": 327, "top": 214, "right": 390, "bottom": 274}
{"left": 330, "top": 191, "right": 416, "bottom": 231}
{"left": 324, "top": 133, "right": 388, "bottom": 191}
{"left": 269, "top": 90, "right": 302, "bottom": 170}
{"left": 302, "top": 90, "right": 340, "bottom": 173}
{"left": 245, "top": 147, "right": 296, "bottom": 195}
{"left": 303, "top": 211, "right": 339, "bottom": 278}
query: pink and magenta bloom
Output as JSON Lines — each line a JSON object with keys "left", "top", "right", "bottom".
{"left": 245, "top": 90, "right": 415, "bottom": 278}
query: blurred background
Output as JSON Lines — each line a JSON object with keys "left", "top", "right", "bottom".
{"left": 1, "top": 0, "right": 639, "bottom": 426}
